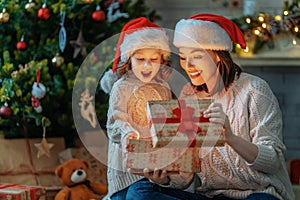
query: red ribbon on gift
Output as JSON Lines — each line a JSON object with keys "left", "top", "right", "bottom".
{"left": 150, "top": 100, "right": 210, "bottom": 147}
{"left": 172, "top": 100, "right": 200, "bottom": 147}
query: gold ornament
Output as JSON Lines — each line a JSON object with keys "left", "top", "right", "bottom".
{"left": 34, "top": 117, "right": 54, "bottom": 158}
{"left": 25, "top": 0, "right": 36, "bottom": 12}
{"left": 0, "top": 9, "right": 10, "bottom": 23}
{"left": 82, "top": 0, "right": 94, "bottom": 4}
{"left": 52, "top": 53, "right": 64, "bottom": 67}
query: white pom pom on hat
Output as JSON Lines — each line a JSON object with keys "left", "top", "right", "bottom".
{"left": 100, "top": 69, "right": 120, "bottom": 94}
{"left": 173, "top": 13, "right": 247, "bottom": 52}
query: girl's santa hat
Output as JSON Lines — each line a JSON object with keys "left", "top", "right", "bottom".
{"left": 173, "top": 13, "right": 246, "bottom": 51}
{"left": 100, "top": 17, "right": 170, "bottom": 94}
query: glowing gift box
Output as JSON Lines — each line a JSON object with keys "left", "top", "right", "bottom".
{"left": 125, "top": 138, "right": 201, "bottom": 173}
{"left": 146, "top": 99, "right": 225, "bottom": 148}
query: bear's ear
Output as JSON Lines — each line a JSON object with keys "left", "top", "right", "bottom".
{"left": 82, "top": 159, "right": 89, "bottom": 169}
{"left": 55, "top": 165, "right": 64, "bottom": 178}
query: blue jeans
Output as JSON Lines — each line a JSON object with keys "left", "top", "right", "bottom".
{"left": 125, "top": 178, "right": 280, "bottom": 200}
{"left": 111, "top": 187, "right": 128, "bottom": 200}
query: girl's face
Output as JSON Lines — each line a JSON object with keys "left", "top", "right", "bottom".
{"left": 131, "top": 48, "right": 162, "bottom": 83}
{"left": 178, "top": 48, "right": 219, "bottom": 86}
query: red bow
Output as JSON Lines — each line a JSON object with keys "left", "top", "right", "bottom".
{"left": 172, "top": 100, "right": 201, "bottom": 147}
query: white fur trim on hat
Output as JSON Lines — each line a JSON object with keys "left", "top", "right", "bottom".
{"left": 173, "top": 19, "right": 233, "bottom": 51}
{"left": 120, "top": 28, "right": 170, "bottom": 64}
{"left": 100, "top": 69, "right": 120, "bottom": 94}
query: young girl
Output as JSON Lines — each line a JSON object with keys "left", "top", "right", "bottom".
{"left": 100, "top": 17, "right": 171, "bottom": 199}
{"left": 126, "top": 14, "right": 294, "bottom": 200}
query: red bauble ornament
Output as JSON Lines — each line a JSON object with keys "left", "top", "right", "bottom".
{"left": 38, "top": 7, "right": 50, "bottom": 20}
{"left": 92, "top": 10, "right": 105, "bottom": 22}
{"left": 0, "top": 104, "right": 13, "bottom": 119}
{"left": 16, "top": 41, "right": 27, "bottom": 51}
{"left": 232, "top": 0, "right": 239, "bottom": 7}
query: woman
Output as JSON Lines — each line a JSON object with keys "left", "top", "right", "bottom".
{"left": 126, "top": 14, "right": 295, "bottom": 200}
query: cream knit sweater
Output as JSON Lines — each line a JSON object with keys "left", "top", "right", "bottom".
{"left": 170, "top": 72, "right": 295, "bottom": 200}
{"left": 105, "top": 71, "right": 170, "bottom": 198}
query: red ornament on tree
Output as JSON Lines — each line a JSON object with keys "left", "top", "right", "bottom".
{"left": 232, "top": 0, "right": 239, "bottom": 7}
{"left": 0, "top": 103, "right": 13, "bottom": 119}
{"left": 38, "top": 3, "right": 50, "bottom": 20}
{"left": 92, "top": 5, "right": 105, "bottom": 22}
{"left": 16, "top": 41, "right": 27, "bottom": 50}
{"left": 16, "top": 35, "right": 27, "bottom": 51}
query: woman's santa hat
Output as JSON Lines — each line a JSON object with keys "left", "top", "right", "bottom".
{"left": 100, "top": 17, "right": 170, "bottom": 94}
{"left": 173, "top": 13, "right": 246, "bottom": 51}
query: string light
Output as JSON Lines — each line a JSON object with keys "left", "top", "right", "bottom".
{"left": 294, "top": 26, "right": 299, "bottom": 33}
{"left": 245, "top": 17, "right": 251, "bottom": 24}
{"left": 254, "top": 29, "right": 260, "bottom": 35}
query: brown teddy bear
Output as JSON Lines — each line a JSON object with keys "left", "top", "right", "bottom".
{"left": 54, "top": 158, "right": 108, "bottom": 200}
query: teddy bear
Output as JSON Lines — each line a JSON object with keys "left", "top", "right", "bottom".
{"left": 54, "top": 158, "right": 108, "bottom": 200}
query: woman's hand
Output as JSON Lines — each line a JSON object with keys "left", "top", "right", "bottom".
{"left": 203, "top": 102, "right": 234, "bottom": 141}
{"left": 129, "top": 168, "right": 179, "bottom": 185}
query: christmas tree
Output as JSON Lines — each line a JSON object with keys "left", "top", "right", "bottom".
{"left": 0, "top": 0, "right": 159, "bottom": 145}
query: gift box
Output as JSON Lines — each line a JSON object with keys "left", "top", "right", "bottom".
{"left": 0, "top": 188, "right": 27, "bottom": 200}
{"left": 0, "top": 138, "right": 65, "bottom": 187}
{"left": 146, "top": 99, "right": 225, "bottom": 148}
{"left": 125, "top": 138, "right": 201, "bottom": 172}
{"left": 58, "top": 147, "right": 107, "bottom": 186}
{"left": 0, "top": 184, "right": 46, "bottom": 200}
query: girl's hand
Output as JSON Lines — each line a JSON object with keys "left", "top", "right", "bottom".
{"left": 203, "top": 102, "right": 234, "bottom": 141}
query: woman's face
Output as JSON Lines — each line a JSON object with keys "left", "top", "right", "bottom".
{"left": 178, "top": 48, "right": 219, "bottom": 86}
{"left": 130, "top": 48, "right": 162, "bottom": 83}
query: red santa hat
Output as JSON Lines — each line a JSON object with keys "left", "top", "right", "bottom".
{"left": 112, "top": 17, "right": 170, "bottom": 72}
{"left": 173, "top": 14, "right": 246, "bottom": 51}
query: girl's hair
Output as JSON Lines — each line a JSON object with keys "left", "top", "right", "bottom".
{"left": 117, "top": 54, "right": 172, "bottom": 82}
{"left": 215, "top": 50, "right": 242, "bottom": 91}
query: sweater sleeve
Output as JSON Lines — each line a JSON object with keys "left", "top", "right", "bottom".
{"left": 106, "top": 83, "right": 137, "bottom": 144}
{"left": 168, "top": 172, "right": 195, "bottom": 190}
{"left": 247, "top": 77, "right": 286, "bottom": 173}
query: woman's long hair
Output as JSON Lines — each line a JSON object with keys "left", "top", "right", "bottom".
{"left": 215, "top": 51, "right": 242, "bottom": 91}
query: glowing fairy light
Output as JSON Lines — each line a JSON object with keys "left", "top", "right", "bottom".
{"left": 294, "top": 26, "right": 299, "bottom": 33}
{"left": 283, "top": 10, "right": 289, "bottom": 16}
{"left": 262, "top": 23, "right": 267, "bottom": 29}
{"left": 254, "top": 29, "right": 260, "bottom": 35}
{"left": 245, "top": 17, "right": 251, "bottom": 24}
{"left": 274, "top": 15, "right": 281, "bottom": 21}
{"left": 292, "top": 38, "right": 297, "bottom": 45}
{"left": 258, "top": 16, "right": 264, "bottom": 22}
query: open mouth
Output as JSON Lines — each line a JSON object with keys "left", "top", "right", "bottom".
{"left": 141, "top": 71, "right": 152, "bottom": 78}
{"left": 189, "top": 70, "right": 202, "bottom": 79}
